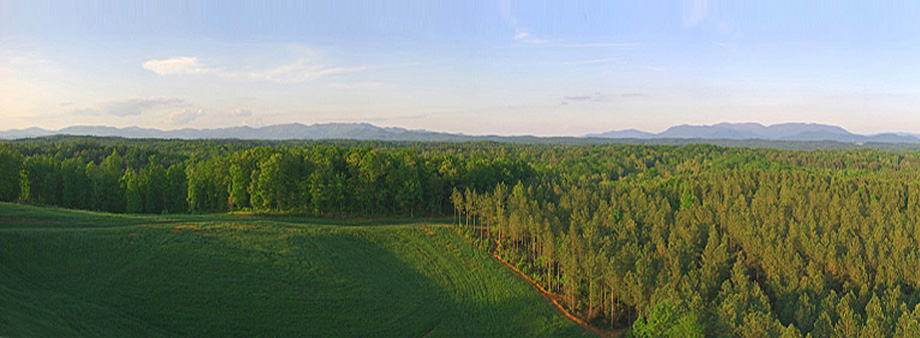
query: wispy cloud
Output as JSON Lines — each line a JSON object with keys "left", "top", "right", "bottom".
{"left": 5, "top": 55, "right": 54, "bottom": 67}
{"left": 563, "top": 58, "right": 619, "bottom": 66}
{"left": 73, "top": 97, "right": 187, "bottom": 116}
{"left": 513, "top": 32, "right": 548, "bottom": 44}
{"left": 335, "top": 113, "right": 431, "bottom": 123}
{"left": 327, "top": 81, "right": 394, "bottom": 90}
{"left": 498, "top": 2, "right": 638, "bottom": 48}
{"left": 563, "top": 92, "right": 608, "bottom": 103}
{"left": 318, "top": 66, "right": 369, "bottom": 76}
{"left": 564, "top": 95, "right": 594, "bottom": 101}
{"left": 717, "top": 21, "right": 743, "bottom": 39}
{"left": 639, "top": 65, "right": 666, "bottom": 72}
{"left": 559, "top": 92, "right": 643, "bottom": 106}
{"left": 142, "top": 57, "right": 206, "bottom": 75}
{"left": 500, "top": 0, "right": 547, "bottom": 44}
{"left": 230, "top": 108, "right": 252, "bottom": 118}
{"left": 169, "top": 109, "right": 204, "bottom": 125}
{"left": 564, "top": 42, "right": 641, "bottom": 48}
{"left": 143, "top": 56, "right": 369, "bottom": 84}
{"left": 681, "top": 0, "right": 710, "bottom": 27}
{"left": 499, "top": 1, "right": 641, "bottom": 48}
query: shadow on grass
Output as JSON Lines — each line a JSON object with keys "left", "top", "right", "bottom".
{"left": 0, "top": 223, "right": 588, "bottom": 337}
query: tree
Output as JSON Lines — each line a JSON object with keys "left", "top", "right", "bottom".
{"left": 88, "top": 151, "right": 126, "bottom": 213}
{"left": 144, "top": 163, "right": 167, "bottom": 214}
{"left": 187, "top": 158, "right": 229, "bottom": 213}
{"left": 895, "top": 304, "right": 920, "bottom": 337}
{"left": 256, "top": 153, "right": 294, "bottom": 211}
{"left": 61, "top": 157, "right": 89, "bottom": 209}
{"left": 165, "top": 163, "right": 188, "bottom": 213}
{"left": 630, "top": 299, "right": 704, "bottom": 338}
{"left": 228, "top": 150, "right": 261, "bottom": 210}
{"left": 0, "top": 148, "right": 22, "bottom": 201}
{"left": 229, "top": 163, "right": 251, "bottom": 210}
{"left": 124, "top": 169, "right": 144, "bottom": 213}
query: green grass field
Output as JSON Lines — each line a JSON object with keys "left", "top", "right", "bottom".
{"left": 0, "top": 203, "right": 588, "bottom": 337}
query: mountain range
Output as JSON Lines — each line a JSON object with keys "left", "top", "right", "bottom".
{"left": 586, "top": 122, "right": 920, "bottom": 144}
{"left": 2, "top": 122, "right": 920, "bottom": 144}
{"left": 0, "top": 123, "right": 469, "bottom": 142}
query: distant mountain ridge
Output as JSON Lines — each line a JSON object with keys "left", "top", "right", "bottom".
{"left": 0, "top": 123, "right": 471, "bottom": 142}
{"left": 587, "top": 122, "right": 920, "bottom": 144}
{"left": 3, "top": 122, "right": 920, "bottom": 144}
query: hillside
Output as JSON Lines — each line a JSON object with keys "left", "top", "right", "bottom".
{"left": 0, "top": 203, "right": 588, "bottom": 337}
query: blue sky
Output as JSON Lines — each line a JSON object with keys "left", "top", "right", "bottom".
{"left": 2, "top": 1, "right": 920, "bottom": 136}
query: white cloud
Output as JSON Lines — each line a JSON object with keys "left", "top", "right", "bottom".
{"left": 73, "top": 97, "right": 187, "bottom": 116}
{"left": 513, "top": 32, "right": 548, "bottom": 44}
{"left": 169, "top": 109, "right": 204, "bottom": 125}
{"left": 70, "top": 108, "right": 102, "bottom": 115}
{"left": 142, "top": 57, "right": 205, "bottom": 75}
{"left": 106, "top": 97, "right": 186, "bottom": 116}
{"left": 231, "top": 108, "right": 252, "bottom": 117}
{"left": 142, "top": 56, "right": 369, "bottom": 84}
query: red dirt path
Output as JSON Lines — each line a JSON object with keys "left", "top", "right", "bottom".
{"left": 490, "top": 252, "right": 624, "bottom": 337}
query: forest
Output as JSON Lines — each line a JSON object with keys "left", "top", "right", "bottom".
{"left": 3, "top": 136, "right": 920, "bottom": 337}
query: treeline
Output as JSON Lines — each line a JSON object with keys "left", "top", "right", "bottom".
{"left": 0, "top": 149, "right": 187, "bottom": 213}
{"left": 6, "top": 137, "right": 920, "bottom": 337}
{"left": 0, "top": 143, "right": 533, "bottom": 216}
{"left": 184, "top": 146, "right": 532, "bottom": 215}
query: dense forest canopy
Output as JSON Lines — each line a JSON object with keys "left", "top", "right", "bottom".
{"left": 3, "top": 136, "right": 920, "bottom": 337}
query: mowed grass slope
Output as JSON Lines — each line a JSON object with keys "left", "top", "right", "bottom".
{"left": 0, "top": 203, "right": 587, "bottom": 337}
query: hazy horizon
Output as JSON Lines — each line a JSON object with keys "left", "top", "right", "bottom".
{"left": 3, "top": 1, "right": 920, "bottom": 136}
{"left": 5, "top": 120, "right": 920, "bottom": 140}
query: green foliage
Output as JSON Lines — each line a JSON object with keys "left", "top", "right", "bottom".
{"left": 143, "top": 163, "right": 167, "bottom": 214}
{"left": 630, "top": 299, "right": 704, "bottom": 338}
{"left": 0, "top": 147, "right": 21, "bottom": 201}
{"left": 630, "top": 300, "right": 705, "bottom": 338}
{"left": 124, "top": 169, "right": 143, "bottom": 213}
{"left": 165, "top": 163, "right": 188, "bottom": 213}
{"left": 679, "top": 184, "right": 695, "bottom": 210}
{"left": 8, "top": 136, "right": 920, "bottom": 337}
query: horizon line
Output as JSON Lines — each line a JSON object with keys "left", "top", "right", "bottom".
{"left": 2, "top": 121, "right": 919, "bottom": 139}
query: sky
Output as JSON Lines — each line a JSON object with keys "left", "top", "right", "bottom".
{"left": 2, "top": 1, "right": 920, "bottom": 136}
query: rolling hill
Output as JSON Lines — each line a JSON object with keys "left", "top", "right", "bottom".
{"left": 0, "top": 203, "right": 588, "bottom": 337}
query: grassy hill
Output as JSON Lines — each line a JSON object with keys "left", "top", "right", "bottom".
{"left": 0, "top": 203, "right": 588, "bottom": 337}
